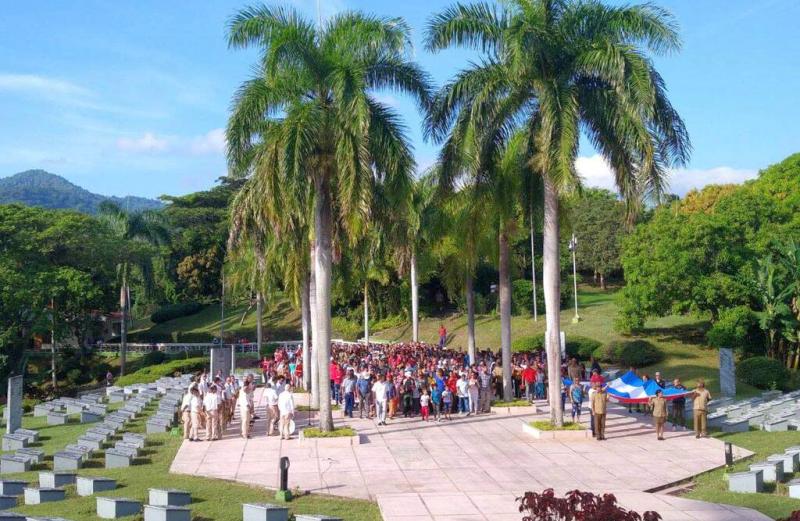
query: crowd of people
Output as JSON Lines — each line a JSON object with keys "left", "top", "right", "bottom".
{"left": 178, "top": 340, "right": 714, "bottom": 443}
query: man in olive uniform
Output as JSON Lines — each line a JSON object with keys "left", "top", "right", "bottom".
{"left": 692, "top": 380, "right": 712, "bottom": 438}
{"left": 590, "top": 382, "right": 608, "bottom": 440}
{"left": 649, "top": 389, "right": 668, "bottom": 440}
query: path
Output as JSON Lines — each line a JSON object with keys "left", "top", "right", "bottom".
{"left": 170, "top": 389, "right": 768, "bottom": 521}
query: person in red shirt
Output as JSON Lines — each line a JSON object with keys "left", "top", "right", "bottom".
{"left": 589, "top": 369, "right": 605, "bottom": 385}
{"left": 260, "top": 356, "right": 271, "bottom": 385}
{"left": 521, "top": 364, "right": 536, "bottom": 402}
{"left": 438, "top": 324, "right": 447, "bottom": 348}
{"left": 329, "top": 359, "right": 341, "bottom": 403}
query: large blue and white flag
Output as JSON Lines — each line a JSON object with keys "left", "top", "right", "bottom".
{"left": 605, "top": 371, "right": 691, "bottom": 404}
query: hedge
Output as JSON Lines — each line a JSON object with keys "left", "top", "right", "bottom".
{"left": 150, "top": 302, "right": 204, "bottom": 324}
{"left": 593, "top": 339, "right": 663, "bottom": 368}
{"left": 736, "top": 356, "right": 790, "bottom": 390}
{"left": 115, "top": 356, "right": 206, "bottom": 387}
{"left": 511, "top": 334, "right": 600, "bottom": 360}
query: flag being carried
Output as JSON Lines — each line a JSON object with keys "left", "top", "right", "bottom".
{"left": 606, "top": 371, "right": 691, "bottom": 404}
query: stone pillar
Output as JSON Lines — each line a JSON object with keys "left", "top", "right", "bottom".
{"left": 210, "top": 346, "right": 233, "bottom": 378}
{"left": 6, "top": 375, "right": 23, "bottom": 434}
{"left": 719, "top": 348, "right": 736, "bottom": 397}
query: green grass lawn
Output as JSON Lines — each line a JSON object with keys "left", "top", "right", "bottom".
{"left": 2, "top": 405, "right": 380, "bottom": 521}
{"left": 683, "top": 430, "right": 800, "bottom": 520}
{"left": 375, "top": 286, "right": 761, "bottom": 398}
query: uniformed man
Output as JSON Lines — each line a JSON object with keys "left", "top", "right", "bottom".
{"left": 590, "top": 382, "right": 608, "bottom": 440}
{"left": 691, "top": 380, "right": 712, "bottom": 438}
{"left": 649, "top": 389, "right": 668, "bottom": 440}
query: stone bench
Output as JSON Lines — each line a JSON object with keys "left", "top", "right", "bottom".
{"left": 105, "top": 448, "right": 136, "bottom": 469}
{"left": 788, "top": 478, "right": 800, "bottom": 499}
{"left": 149, "top": 488, "right": 191, "bottom": 507}
{"left": 47, "top": 412, "right": 69, "bottom": 425}
{"left": 721, "top": 418, "right": 749, "bottom": 433}
{"left": 77, "top": 436, "right": 104, "bottom": 451}
{"left": 750, "top": 461, "right": 783, "bottom": 483}
{"left": 768, "top": 452, "right": 799, "bottom": 474}
{"left": 97, "top": 497, "right": 142, "bottom": 519}
{"left": 143, "top": 504, "right": 191, "bottom": 521}
{"left": 2, "top": 434, "right": 28, "bottom": 452}
{"left": 24, "top": 487, "right": 66, "bottom": 504}
{"left": 15, "top": 448, "right": 44, "bottom": 465}
{"left": 81, "top": 411, "right": 103, "bottom": 423}
{"left": 0, "top": 455, "right": 30, "bottom": 474}
{"left": 243, "top": 503, "right": 289, "bottom": 521}
{"left": 0, "top": 480, "right": 28, "bottom": 496}
{"left": 728, "top": 469, "right": 764, "bottom": 493}
{"left": 13, "top": 429, "right": 38, "bottom": 443}
{"left": 0, "top": 495, "right": 17, "bottom": 509}
{"left": 77, "top": 476, "right": 117, "bottom": 496}
{"left": 39, "top": 471, "right": 76, "bottom": 488}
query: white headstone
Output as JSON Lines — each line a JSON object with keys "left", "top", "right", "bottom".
{"left": 6, "top": 376, "right": 23, "bottom": 434}
{"left": 719, "top": 348, "right": 736, "bottom": 397}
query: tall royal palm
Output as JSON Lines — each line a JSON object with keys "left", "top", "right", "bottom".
{"left": 226, "top": 5, "right": 431, "bottom": 430}
{"left": 427, "top": 0, "right": 690, "bottom": 424}
{"left": 99, "top": 202, "right": 169, "bottom": 376}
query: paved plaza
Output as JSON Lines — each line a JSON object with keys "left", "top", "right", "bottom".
{"left": 170, "top": 388, "right": 769, "bottom": 521}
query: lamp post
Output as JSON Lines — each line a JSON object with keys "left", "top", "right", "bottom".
{"left": 568, "top": 234, "right": 580, "bottom": 323}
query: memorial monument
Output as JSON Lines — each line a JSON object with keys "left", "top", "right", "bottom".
{"left": 6, "top": 375, "right": 23, "bottom": 434}
{"left": 719, "top": 348, "right": 736, "bottom": 397}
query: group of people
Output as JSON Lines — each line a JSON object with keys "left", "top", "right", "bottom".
{"left": 180, "top": 371, "right": 297, "bottom": 441}
{"left": 182, "top": 340, "right": 715, "bottom": 444}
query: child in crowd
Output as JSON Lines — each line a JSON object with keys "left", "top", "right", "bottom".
{"left": 442, "top": 387, "right": 452, "bottom": 421}
{"left": 420, "top": 389, "right": 431, "bottom": 421}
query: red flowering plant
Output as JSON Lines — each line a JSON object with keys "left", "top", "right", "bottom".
{"left": 518, "top": 489, "right": 662, "bottom": 521}
{"left": 779, "top": 511, "right": 800, "bottom": 521}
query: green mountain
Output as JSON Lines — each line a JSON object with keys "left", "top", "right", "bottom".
{"left": 0, "top": 170, "right": 163, "bottom": 213}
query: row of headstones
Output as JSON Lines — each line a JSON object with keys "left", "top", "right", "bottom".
{"left": 728, "top": 445, "right": 800, "bottom": 495}
{"left": 33, "top": 391, "right": 107, "bottom": 426}
{"left": 1, "top": 478, "right": 342, "bottom": 521}
{"left": 706, "top": 389, "right": 800, "bottom": 433}
{"left": 0, "top": 429, "right": 43, "bottom": 476}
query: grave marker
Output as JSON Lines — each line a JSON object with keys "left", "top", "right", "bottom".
{"left": 5, "top": 376, "right": 23, "bottom": 434}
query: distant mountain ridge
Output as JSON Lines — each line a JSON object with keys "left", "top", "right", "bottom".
{"left": 0, "top": 170, "right": 163, "bottom": 213}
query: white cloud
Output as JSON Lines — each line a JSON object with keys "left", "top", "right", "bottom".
{"left": 0, "top": 73, "right": 90, "bottom": 98}
{"left": 575, "top": 154, "right": 758, "bottom": 196}
{"left": 116, "top": 132, "right": 170, "bottom": 153}
{"left": 372, "top": 93, "right": 400, "bottom": 108}
{"left": 189, "top": 128, "right": 226, "bottom": 155}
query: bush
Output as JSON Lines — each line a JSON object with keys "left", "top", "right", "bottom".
{"left": 150, "top": 302, "right": 204, "bottom": 324}
{"left": 512, "top": 334, "right": 545, "bottom": 353}
{"left": 371, "top": 314, "right": 406, "bottom": 332}
{"left": 565, "top": 336, "right": 602, "bottom": 360}
{"left": 142, "top": 350, "right": 167, "bottom": 366}
{"left": 512, "top": 279, "right": 533, "bottom": 315}
{"left": 594, "top": 340, "right": 663, "bottom": 368}
{"left": 332, "top": 317, "right": 361, "bottom": 341}
{"left": 519, "top": 489, "right": 661, "bottom": 521}
{"left": 706, "top": 306, "right": 762, "bottom": 356}
{"left": 115, "top": 357, "right": 206, "bottom": 387}
{"left": 736, "top": 356, "right": 790, "bottom": 390}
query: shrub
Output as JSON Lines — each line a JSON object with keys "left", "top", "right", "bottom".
{"left": 115, "top": 356, "right": 206, "bottom": 387}
{"left": 332, "top": 317, "right": 361, "bottom": 341}
{"left": 736, "top": 356, "right": 790, "bottom": 390}
{"left": 512, "top": 279, "right": 533, "bottom": 315}
{"left": 512, "top": 334, "right": 545, "bottom": 353}
{"left": 371, "top": 314, "right": 406, "bottom": 332}
{"left": 706, "top": 306, "right": 762, "bottom": 356}
{"left": 142, "top": 350, "right": 167, "bottom": 366}
{"left": 519, "top": 489, "right": 661, "bottom": 521}
{"left": 594, "top": 340, "right": 663, "bottom": 368}
{"left": 150, "top": 302, "right": 204, "bottom": 324}
{"left": 565, "top": 336, "right": 602, "bottom": 360}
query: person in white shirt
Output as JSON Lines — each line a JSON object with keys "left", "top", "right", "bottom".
{"left": 278, "top": 384, "right": 295, "bottom": 440}
{"left": 180, "top": 386, "right": 194, "bottom": 440}
{"left": 237, "top": 383, "right": 252, "bottom": 438}
{"left": 188, "top": 388, "right": 202, "bottom": 441}
{"left": 456, "top": 374, "right": 469, "bottom": 414}
{"left": 264, "top": 383, "right": 280, "bottom": 436}
{"left": 202, "top": 385, "right": 221, "bottom": 441}
{"left": 372, "top": 373, "right": 389, "bottom": 426}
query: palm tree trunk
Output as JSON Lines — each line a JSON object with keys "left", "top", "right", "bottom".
{"left": 499, "top": 227, "right": 513, "bottom": 401}
{"left": 301, "top": 270, "right": 311, "bottom": 391}
{"left": 530, "top": 201, "right": 538, "bottom": 321}
{"left": 543, "top": 177, "right": 563, "bottom": 426}
{"left": 309, "top": 245, "right": 320, "bottom": 409}
{"left": 411, "top": 251, "right": 419, "bottom": 342}
{"left": 119, "top": 279, "right": 128, "bottom": 377}
{"left": 363, "top": 281, "right": 369, "bottom": 344}
{"left": 314, "top": 176, "right": 334, "bottom": 431}
{"left": 466, "top": 273, "right": 476, "bottom": 364}
{"left": 256, "top": 292, "right": 263, "bottom": 352}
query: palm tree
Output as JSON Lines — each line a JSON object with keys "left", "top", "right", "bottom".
{"left": 99, "top": 201, "right": 169, "bottom": 376}
{"left": 426, "top": 0, "right": 690, "bottom": 424}
{"left": 226, "top": 5, "right": 431, "bottom": 430}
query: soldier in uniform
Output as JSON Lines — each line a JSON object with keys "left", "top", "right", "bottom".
{"left": 691, "top": 380, "right": 712, "bottom": 438}
{"left": 649, "top": 389, "right": 668, "bottom": 440}
{"left": 590, "top": 382, "right": 608, "bottom": 440}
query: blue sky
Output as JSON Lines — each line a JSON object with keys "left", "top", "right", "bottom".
{"left": 1, "top": 0, "right": 798, "bottom": 199}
